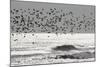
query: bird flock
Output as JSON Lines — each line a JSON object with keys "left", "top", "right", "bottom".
{"left": 10, "top": 8, "right": 95, "bottom": 34}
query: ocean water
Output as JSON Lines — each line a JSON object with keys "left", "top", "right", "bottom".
{"left": 11, "top": 33, "right": 95, "bottom": 66}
